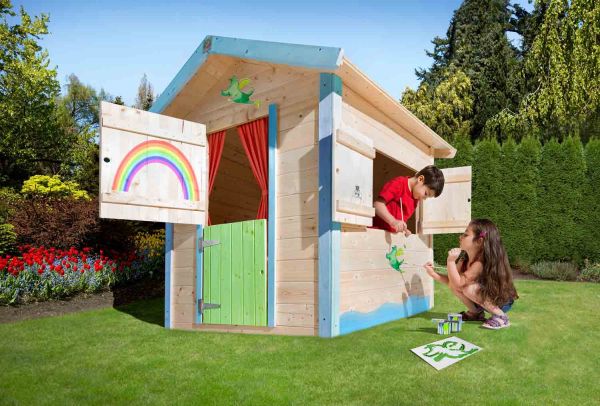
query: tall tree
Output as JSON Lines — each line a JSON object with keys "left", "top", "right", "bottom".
{"left": 415, "top": 0, "right": 522, "bottom": 139}
{"left": 401, "top": 69, "right": 473, "bottom": 140}
{"left": 55, "top": 74, "right": 101, "bottom": 194}
{"left": 134, "top": 73, "right": 154, "bottom": 111}
{"left": 0, "top": 0, "right": 68, "bottom": 187}
{"left": 486, "top": 0, "right": 600, "bottom": 142}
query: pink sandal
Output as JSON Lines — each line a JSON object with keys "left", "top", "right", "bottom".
{"left": 482, "top": 314, "right": 510, "bottom": 329}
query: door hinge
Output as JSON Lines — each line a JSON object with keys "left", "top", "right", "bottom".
{"left": 198, "top": 239, "right": 219, "bottom": 252}
{"left": 198, "top": 298, "right": 220, "bottom": 314}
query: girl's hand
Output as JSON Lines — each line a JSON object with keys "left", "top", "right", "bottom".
{"left": 423, "top": 261, "right": 437, "bottom": 278}
{"left": 447, "top": 248, "right": 462, "bottom": 263}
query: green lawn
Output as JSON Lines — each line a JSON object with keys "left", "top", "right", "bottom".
{"left": 1, "top": 280, "right": 598, "bottom": 405}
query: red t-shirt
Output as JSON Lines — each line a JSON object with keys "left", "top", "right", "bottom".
{"left": 372, "top": 176, "right": 419, "bottom": 232}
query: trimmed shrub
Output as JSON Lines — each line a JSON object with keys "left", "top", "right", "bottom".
{"left": 0, "top": 224, "right": 17, "bottom": 256}
{"left": 578, "top": 261, "right": 600, "bottom": 283}
{"left": 582, "top": 139, "right": 600, "bottom": 262}
{"left": 530, "top": 261, "right": 579, "bottom": 281}
{"left": 21, "top": 175, "right": 90, "bottom": 200}
{"left": 9, "top": 196, "right": 99, "bottom": 249}
{"left": 536, "top": 138, "right": 586, "bottom": 262}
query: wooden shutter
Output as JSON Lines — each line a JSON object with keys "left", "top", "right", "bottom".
{"left": 99, "top": 102, "right": 208, "bottom": 225}
{"left": 333, "top": 127, "right": 376, "bottom": 226}
{"left": 419, "top": 166, "right": 471, "bottom": 234}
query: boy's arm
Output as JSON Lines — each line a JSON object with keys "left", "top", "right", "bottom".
{"left": 374, "top": 198, "right": 398, "bottom": 225}
{"left": 374, "top": 198, "right": 407, "bottom": 233}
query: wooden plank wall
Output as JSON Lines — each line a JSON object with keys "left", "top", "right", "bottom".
{"left": 170, "top": 59, "right": 320, "bottom": 336}
{"left": 339, "top": 227, "right": 434, "bottom": 315}
{"left": 170, "top": 223, "right": 197, "bottom": 329}
{"left": 337, "top": 83, "right": 436, "bottom": 332}
{"left": 341, "top": 86, "right": 433, "bottom": 172}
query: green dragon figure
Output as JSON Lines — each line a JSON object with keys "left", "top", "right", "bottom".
{"left": 386, "top": 245, "right": 405, "bottom": 272}
{"left": 221, "top": 76, "right": 261, "bottom": 107}
{"left": 422, "top": 340, "right": 479, "bottom": 362}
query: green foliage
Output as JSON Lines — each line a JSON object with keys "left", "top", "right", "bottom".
{"left": 401, "top": 69, "right": 473, "bottom": 140}
{"left": 487, "top": 0, "right": 600, "bottom": 142}
{"left": 0, "top": 1, "right": 69, "bottom": 187}
{"left": 510, "top": 137, "right": 542, "bottom": 262}
{"left": 529, "top": 261, "right": 579, "bottom": 281}
{"left": 537, "top": 137, "right": 586, "bottom": 262}
{"left": 0, "top": 187, "right": 19, "bottom": 223}
{"left": 0, "top": 223, "right": 16, "bottom": 255}
{"left": 472, "top": 138, "right": 504, "bottom": 221}
{"left": 582, "top": 139, "right": 600, "bottom": 262}
{"left": 55, "top": 74, "right": 101, "bottom": 195}
{"left": 494, "top": 139, "right": 519, "bottom": 260}
{"left": 21, "top": 175, "right": 90, "bottom": 200}
{"left": 578, "top": 261, "right": 600, "bottom": 283}
{"left": 416, "top": 0, "right": 521, "bottom": 139}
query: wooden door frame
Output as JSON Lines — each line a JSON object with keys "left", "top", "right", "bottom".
{"left": 189, "top": 105, "right": 278, "bottom": 327}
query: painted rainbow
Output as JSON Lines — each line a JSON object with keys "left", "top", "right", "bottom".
{"left": 111, "top": 140, "right": 199, "bottom": 201}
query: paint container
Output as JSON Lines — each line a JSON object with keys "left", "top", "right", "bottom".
{"left": 448, "top": 313, "right": 463, "bottom": 333}
{"left": 432, "top": 319, "right": 451, "bottom": 335}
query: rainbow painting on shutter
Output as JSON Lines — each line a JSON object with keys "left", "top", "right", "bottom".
{"left": 111, "top": 139, "right": 199, "bottom": 201}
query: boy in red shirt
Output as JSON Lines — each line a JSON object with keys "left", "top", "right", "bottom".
{"left": 372, "top": 165, "right": 445, "bottom": 236}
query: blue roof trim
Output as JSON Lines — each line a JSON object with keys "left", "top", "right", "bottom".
{"left": 151, "top": 35, "right": 343, "bottom": 114}
{"left": 150, "top": 37, "right": 210, "bottom": 114}
{"left": 209, "top": 36, "right": 342, "bottom": 70}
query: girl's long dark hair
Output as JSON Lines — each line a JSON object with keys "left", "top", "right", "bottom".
{"left": 464, "top": 219, "right": 518, "bottom": 305}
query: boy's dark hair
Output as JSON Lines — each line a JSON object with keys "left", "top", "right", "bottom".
{"left": 415, "top": 165, "right": 444, "bottom": 197}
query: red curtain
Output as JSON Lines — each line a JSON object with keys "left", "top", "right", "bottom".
{"left": 207, "top": 130, "right": 226, "bottom": 225}
{"left": 237, "top": 118, "right": 268, "bottom": 219}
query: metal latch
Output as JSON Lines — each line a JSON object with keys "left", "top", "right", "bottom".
{"left": 198, "top": 298, "right": 221, "bottom": 314}
{"left": 198, "top": 239, "right": 219, "bottom": 252}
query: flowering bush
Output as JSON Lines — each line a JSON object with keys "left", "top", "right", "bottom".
{"left": 21, "top": 175, "right": 90, "bottom": 200}
{"left": 134, "top": 229, "right": 165, "bottom": 260}
{"left": 0, "top": 244, "right": 164, "bottom": 305}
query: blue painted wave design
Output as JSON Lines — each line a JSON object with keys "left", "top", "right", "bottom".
{"left": 339, "top": 296, "right": 431, "bottom": 335}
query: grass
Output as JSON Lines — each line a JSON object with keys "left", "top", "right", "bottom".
{"left": 1, "top": 280, "right": 599, "bottom": 405}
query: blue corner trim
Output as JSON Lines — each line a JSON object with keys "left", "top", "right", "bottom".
{"left": 318, "top": 73, "right": 342, "bottom": 337}
{"left": 164, "top": 223, "right": 174, "bottom": 329}
{"left": 151, "top": 35, "right": 343, "bottom": 114}
{"left": 319, "top": 73, "right": 342, "bottom": 102}
{"left": 268, "top": 104, "right": 278, "bottom": 327}
{"left": 339, "top": 296, "right": 431, "bottom": 335}
{"left": 195, "top": 225, "right": 203, "bottom": 325}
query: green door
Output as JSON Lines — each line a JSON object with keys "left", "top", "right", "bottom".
{"left": 202, "top": 219, "right": 267, "bottom": 326}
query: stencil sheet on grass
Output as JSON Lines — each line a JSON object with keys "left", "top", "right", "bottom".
{"left": 411, "top": 336, "right": 481, "bottom": 370}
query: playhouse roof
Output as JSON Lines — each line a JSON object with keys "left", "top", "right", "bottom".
{"left": 151, "top": 36, "right": 456, "bottom": 159}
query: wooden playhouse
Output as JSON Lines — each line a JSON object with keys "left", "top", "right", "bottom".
{"left": 99, "top": 35, "right": 471, "bottom": 337}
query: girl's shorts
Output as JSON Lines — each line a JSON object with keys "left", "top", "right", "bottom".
{"left": 475, "top": 298, "right": 514, "bottom": 313}
{"left": 500, "top": 298, "right": 515, "bottom": 313}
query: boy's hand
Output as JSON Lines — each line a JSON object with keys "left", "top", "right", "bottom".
{"left": 447, "top": 248, "right": 461, "bottom": 263}
{"left": 390, "top": 219, "right": 408, "bottom": 234}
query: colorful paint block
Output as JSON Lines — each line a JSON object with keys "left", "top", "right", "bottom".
{"left": 432, "top": 313, "right": 464, "bottom": 335}
{"left": 448, "top": 313, "right": 463, "bottom": 333}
